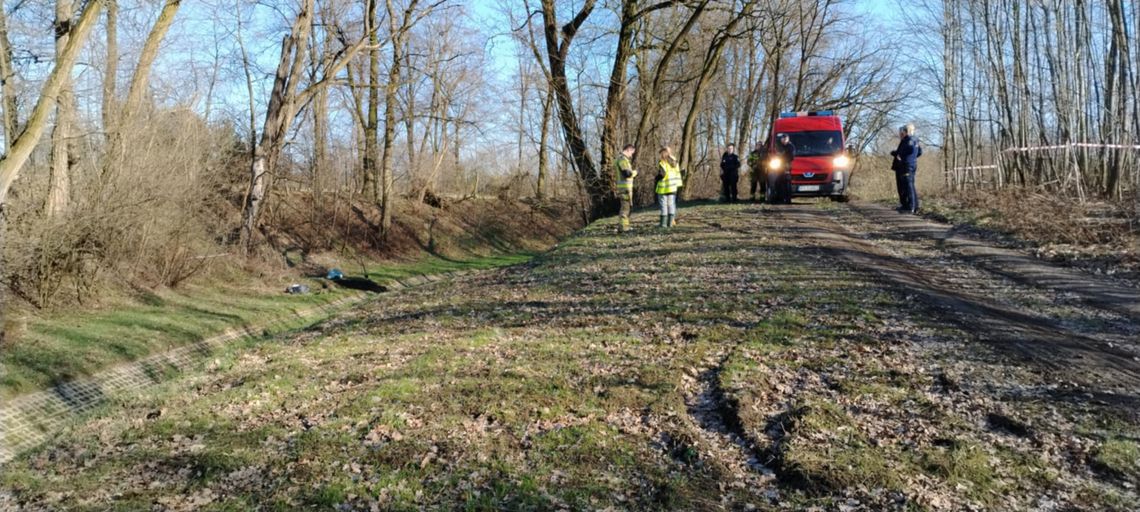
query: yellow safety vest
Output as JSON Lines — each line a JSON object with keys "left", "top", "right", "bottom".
{"left": 656, "top": 160, "right": 682, "bottom": 195}
{"left": 614, "top": 156, "right": 636, "bottom": 191}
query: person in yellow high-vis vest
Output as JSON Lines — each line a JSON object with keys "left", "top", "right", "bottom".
{"left": 654, "top": 146, "right": 683, "bottom": 228}
{"left": 614, "top": 144, "right": 637, "bottom": 233}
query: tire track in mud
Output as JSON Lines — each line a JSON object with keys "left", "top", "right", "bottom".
{"left": 683, "top": 356, "right": 772, "bottom": 473}
{"left": 767, "top": 203, "right": 1140, "bottom": 394}
{"left": 848, "top": 202, "right": 1140, "bottom": 321}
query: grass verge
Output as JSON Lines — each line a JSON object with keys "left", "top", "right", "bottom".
{"left": 0, "top": 253, "right": 540, "bottom": 399}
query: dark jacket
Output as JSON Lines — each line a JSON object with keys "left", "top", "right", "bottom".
{"left": 720, "top": 152, "right": 741, "bottom": 178}
{"left": 774, "top": 141, "right": 796, "bottom": 168}
{"left": 890, "top": 135, "right": 922, "bottom": 172}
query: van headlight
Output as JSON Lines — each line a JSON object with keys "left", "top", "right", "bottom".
{"left": 833, "top": 155, "right": 851, "bottom": 168}
{"left": 767, "top": 157, "right": 783, "bottom": 171}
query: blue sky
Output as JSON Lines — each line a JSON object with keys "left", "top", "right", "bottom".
{"left": 127, "top": 0, "right": 914, "bottom": 156}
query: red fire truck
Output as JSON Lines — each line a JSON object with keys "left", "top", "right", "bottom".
{"left": 765, "top": 111, "right": 852, "bottom": 203}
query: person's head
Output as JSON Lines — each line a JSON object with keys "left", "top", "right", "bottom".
{"left": 778, "top": 133, "right": 790, "bottom": 144}
{"left": 659, "top": 146, "right": 673, "bottom": 160}
{"left": 755, "top": 141, "right": 764, "bottom": 150}
{"left": 899, "top": 124, "right": 915, "bottom": 139}
{"left": 726, "top": 143, "right": 735, "bottom": 153}
{"left": 622, "top": 144, "right": 636, "bottom": 157}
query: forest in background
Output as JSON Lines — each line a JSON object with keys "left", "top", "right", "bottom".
{"left": 0, "top": 0, "right": 1138, "bottom": 340}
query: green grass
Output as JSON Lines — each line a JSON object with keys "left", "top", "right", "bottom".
{"left": 0, "top": 253, "right": 538, "bottom": 398}
{"left": 1, "top": 287, "right": 345, "bottom": 397}
{"left": 2, "top": 203, "right": 1136, "bottom": 510}
{"left": 780, "top": 400, "right": 902, "bottom": 492}
{"left": 361, "top": 253, "right": 538, "bottom": 281}
{"left": 920, "top": 440, "right": 995, "bottom": 493}
{"left": 1093, "top": 438, "right": 1140, "bottom": 480}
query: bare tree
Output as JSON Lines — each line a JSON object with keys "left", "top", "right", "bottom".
{"left": 677, "top": 1, "right": 757, "bottom": 196}
{"left": 239, "top": 0, "right": 368, "bottom": 249}
{"left": 102, "top": 0, "right": 182, "bottom": 186}
{"left": 0, "top": 0, "right": 103, "bottom": 342}
{"left": 102, "top": 0, "right": 117, "bottom": 133}
{"left": 921, "top": 0, "right": 1140, "bottom": 198}
{"left": 46, "top": 0, "right": 77, "bottom": 217}
{"left": 538, "top": 0, "right": 601, "bottom": 220}
{"left": 0, "top": 5, "right": 18, "bottom": 153}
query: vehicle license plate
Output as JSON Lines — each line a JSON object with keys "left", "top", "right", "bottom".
{"left": 798, "top": 185, "right": 820, "bottom": 192}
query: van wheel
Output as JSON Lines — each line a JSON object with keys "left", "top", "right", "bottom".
{"left": 831, "top": 194, "right": 850, "bottom": 203}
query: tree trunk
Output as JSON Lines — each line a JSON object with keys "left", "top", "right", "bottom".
{"left": 0, "top": 0, "right": 102, "bottom": 343}
{"left": 47, "top": 0, "right": 75, "bottom": 218}
{"left": 311, "top": 25, "right": 330, "bottom": 205}
{"left": 380, "top": 52, "right": 398, "bottom": 238}
{"left": 363, "top": 0, "right": 380, "bottom": 202}
{"left": 632, "top": 0, "right": 707, "bottom": 166}
{"left": 539, "top": 0, "right": 604, "bottom": 219}
{"left": 122, "top": 1, "right": 181, "bottom": 120}
{"left": 102, "top": 0, "right": 118, "bottom": 133}
{"left": 239, "top": 0, "right": 314, "bottom": 250}
{"left": 679, "top": 2, "right": 754, "bottom": 198}
{"left": 736, "top": 29, "right": 761, "bottom": 151}
{"left": 103, "top": 0, "right": 180, "bottom": 182}
{"left": 380, "top": 0, "right": 425, "bottom": 238}
{"left": 0, "top": 6, "right": 20, "bottom": 152}
{"left": 537, "top": 87, "right": 553, "bottom": 200}
{"left": 599, "top": 1, "right": 638, "bottom": 193}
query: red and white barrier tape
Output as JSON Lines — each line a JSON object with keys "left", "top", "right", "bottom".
{"left": 947, "top": 165, "right": 999, "bottom": 172}
{"left": 1002, "top": 142, "right": 1140, "bottom": 152}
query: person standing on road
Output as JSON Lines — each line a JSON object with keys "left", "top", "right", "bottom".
{"left": 655, "top": 146, "right": 683, "bottom": 228}
{"left": 746, "top": 142, "right": 767, "bottom": 202}
{"left": 769, "top": 133, "right": 795, "bottom": 204}
{"left": 615, "top": 144, "right": 638, "bottom": 232}
{"left": 720, "top": 144, "right": 741, "bottom": 203}
{"left": 890, "top": 124, "right": 923, "bottom": 214}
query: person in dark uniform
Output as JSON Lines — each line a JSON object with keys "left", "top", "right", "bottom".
{"left": 890, "top": 124, "right": 922, "bottom": 213}
{"left": 746, "top": 142, "right": 767, "bottom": 201}
{"left": 719, "top": 144, "right": 741, "bottom": 203}
{"left": 768, "top": 133, "right": 795, "bottom": 204}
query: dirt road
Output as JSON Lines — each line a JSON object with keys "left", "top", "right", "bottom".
{"left": 2, "top": 201, "right": 1138, "bottom": 510}
{"left": 779, "top": 202, "right": 1140, "bottom": 394}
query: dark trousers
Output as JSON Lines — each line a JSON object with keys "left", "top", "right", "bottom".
{"left": 749, "top": 171, "right": 765, "bottom": 198}
{"left": 721, "top": 174, "right": 739, "bottom": 202}
{"left": 895, "top": 171, "right": 918, "bottom": 212}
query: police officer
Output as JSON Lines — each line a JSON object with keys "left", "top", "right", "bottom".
{"left": 614, "top": 144, "right": 638, "bottom": 232}
{"left": 768, "top": 133, "right": 795, "bottom": 204}
{"left": 890, "top": 124, "right": 922, "bottom": 213}
{"left": 654, "top": 146, "right": 683, "bottom": 228}
{"left": 719, "top": 143, "right": 741, "bottom": 203}
{"left": 746, "top": 142, "right": 767, "bottom": 201}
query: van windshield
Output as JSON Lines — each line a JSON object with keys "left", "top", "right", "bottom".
{"left": 784, "top": 131, "right": 844, "bottom": 157}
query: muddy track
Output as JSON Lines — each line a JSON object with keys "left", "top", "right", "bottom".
{"left": 848, "top": 202, "right": 1140, "bottom": 320}
{"left": 684, "top": 357, "right": 770, "bottom": 473}
{"left": 764, "top": 203, "right": 1140, "bottom": 394}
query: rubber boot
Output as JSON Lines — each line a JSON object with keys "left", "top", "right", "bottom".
{"left": 659, "top": 215, "right": 668, "bottom": 228}
{"left": 667, "top": 214, "right": 675, "bottom": 228}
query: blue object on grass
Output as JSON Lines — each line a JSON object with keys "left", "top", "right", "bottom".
{"left": 326, "top": 268, "right": 344, "bottom": 280}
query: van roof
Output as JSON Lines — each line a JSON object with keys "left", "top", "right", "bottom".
{"left": 774, "top": 115, "right": 842, "bottom": 133}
